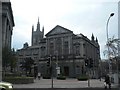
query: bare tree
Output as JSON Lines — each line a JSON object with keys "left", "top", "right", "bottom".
{"left": 103, "top": 36, "right": 120, "bottom": 58}
{"left": 103, "top": 36, "right": 120, "bottom": 80}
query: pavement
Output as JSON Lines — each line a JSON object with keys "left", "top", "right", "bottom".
{"left": 13, "top": 78, "right": 118, "bottom": 88}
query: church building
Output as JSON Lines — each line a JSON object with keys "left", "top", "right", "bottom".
{"left": 17, "top": 18, "right": 100, "bottom": 78}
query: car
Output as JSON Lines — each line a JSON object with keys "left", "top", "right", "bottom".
{"left": 0, "top": 81, "right": 13, "bottom": 90}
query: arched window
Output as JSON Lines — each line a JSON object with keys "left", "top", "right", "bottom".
{"left": 74, "top": 42, "right": 80, "bottom": 55}
{"left": 64, "top": 41, "right": 69, "bottom": 54}
{"left": 41, "top": 46, "right": 46, "bottom": 57}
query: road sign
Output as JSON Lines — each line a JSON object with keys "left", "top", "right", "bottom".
{"left": 56, "top": 67, "right": 60, "bottom": 74}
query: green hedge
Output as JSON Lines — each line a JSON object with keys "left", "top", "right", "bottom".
{"left": 5, "top": 73, "right": 21, "bottom": 77}
{"left": 42, "top": 74, "right": 51, "bottom": 79}
{"left": 77, "top": 75, "right": 88, "bottom": 81}
{"left": 57, "top": 75, "right": 66, "bottom": 80}
{"left": 3, "top": 76, "right": 34, "bottom": 84}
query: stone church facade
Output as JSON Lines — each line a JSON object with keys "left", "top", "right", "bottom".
{"left": 17, "top": 19, "right": 100, "bottom": 78}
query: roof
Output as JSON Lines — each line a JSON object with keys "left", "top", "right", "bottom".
{"left": 45, "top": 25, "right": 73, "bottom": 37}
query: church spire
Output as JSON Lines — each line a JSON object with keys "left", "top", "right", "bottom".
{"left": 91, "top": 33, "right": 94, "bottom": 41}
{"left": 42, "top": 26, "right": 44, "bottom": 38}
{"left": 36, "top": 17, "right": 40, "bottom": 31}
{"left": 96, "top": 37, "right": 98, "bottom": 42}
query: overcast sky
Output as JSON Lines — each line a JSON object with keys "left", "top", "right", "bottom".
{"left": 11, "top": 0, "right": 119, "bottom": 59}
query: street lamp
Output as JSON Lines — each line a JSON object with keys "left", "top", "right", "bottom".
{"left": 106, "top": 13, "right": 114, "bottom": 82}
{"left": 106, "top": 13, "right": 114, "bottom": 43}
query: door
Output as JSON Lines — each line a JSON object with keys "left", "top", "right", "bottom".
{"left": 64, "top": 66, "right": 69, "bottom": 76}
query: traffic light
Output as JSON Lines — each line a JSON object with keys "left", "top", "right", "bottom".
{"left": 47, "top": 58, "right": 51, "bottom": 67}
{"left": 85, "top": 59, "right": 89, "bottom": 67}
{"left": 89, "top": 58, "right": 93, "bottom": 68}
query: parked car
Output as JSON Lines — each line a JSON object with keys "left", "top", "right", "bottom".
{"left": 0, "top": 81, "right": 13, "bottom": 90}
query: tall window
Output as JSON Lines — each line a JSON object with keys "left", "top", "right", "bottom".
{"left": 75, "top": 45, "right": 80, "bottom": 55}
{"left": 74, "top": 43, "right": 80, "bottom": 55}
{"left": 50, "top": 42, "right": 54, "bottom": 55}
{"left": 41, "top": 46, "right": 46, "bottom": 57}
{"left": 64, "top": 41, "right": 69, "bottom": 54}
{"left": 56, "top": 38, "right": 62, "bottom": 55}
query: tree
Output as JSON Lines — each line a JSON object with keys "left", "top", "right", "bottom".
{"left": 10, "top": 48, "right": 17, "bottom": 72}
{"left": 104, "top": 36, "right": 120, "bottom": 58}
{"left": 21, "top": 57, "right": 34, "bottom": 76}
{"left": 2, "top": 46, "right": 11, "bottom": 71}
{"left": 103, "top": 36, "right": 120, "bottom": 73}
{"left": 2, "top": 47, "right": 17, "bottom": 73}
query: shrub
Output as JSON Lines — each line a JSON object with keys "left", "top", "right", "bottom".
{"left": 77, "top": 75, "right": 88, "bottom": 81}
{"left": 57, "top": 75, "right": 66, "bottom": 80}
{"left": 5, "top": 73, "right": 21, "bottom": 77}
{"left": 3, "top": 76, "right": 34, "bottom": 84}
{"left": 42, "top": 74, "right": 51, "bottom": 79}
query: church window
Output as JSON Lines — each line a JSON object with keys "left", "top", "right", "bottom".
{"left": 56, "top": 38, "right": 62, "bottom": 55}
{"left": 64, "top": 41, "right": 69, "bottom": 54}
{"left": 41, "top": 46, "right": 46, "bottom": 57}
{"left": 50, "top": 42, "right": 54, "bottom": 55}
{"left": 75, "top": 45, "right": 80, "bottom": 55}
{"left": 74, "top": 43, "right": 80, "bottom": 55}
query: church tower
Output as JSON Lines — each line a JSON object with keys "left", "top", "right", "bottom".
{"left": 36, "top": 18, "right": 40, "bottom": 31}
{"left": 31, "top": 18, "right": 44, "bottom": 46}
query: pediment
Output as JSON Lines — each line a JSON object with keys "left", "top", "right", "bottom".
{"left": 45, "top": 25, "right": 73, "bottom": 37}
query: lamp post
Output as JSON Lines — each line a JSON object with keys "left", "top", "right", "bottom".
{"left": 106, "top": 13, "right": 114, "bottom": 83}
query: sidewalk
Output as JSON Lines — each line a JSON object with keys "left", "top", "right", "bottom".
{"left": 13, "top": 78, "right": 117, "bottom": 88}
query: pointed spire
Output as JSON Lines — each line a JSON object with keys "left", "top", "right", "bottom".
{"left": 36, "top": 17, "right": 40, "bottom": 31}
{"left": 91, "top": 33, "right": 94, "bottom": 41}
{"left": 42, "top": 26, "right": 44, "bottom": 38}
{"left": 96, "top": 37, "right": 98, "bottom": 42}
{"left": 38, "top": 17, "right": 40, "bottom": 24}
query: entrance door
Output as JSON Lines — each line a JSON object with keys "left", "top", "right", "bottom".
{"left": 64, "top": 66, "right": 69, "bottom": 76}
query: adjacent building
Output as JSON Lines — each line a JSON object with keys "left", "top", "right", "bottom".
{"left": 0, "top": 0, "right": 15, "bottom": 80}
{"left": 2, "top": 0, "right": 15, "bottom": 49}
{"left": 17, "top": 19, "right": 100, "bottom": 78}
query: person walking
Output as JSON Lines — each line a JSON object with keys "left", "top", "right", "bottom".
{"left": 38, "top": 72, "right": 41, "bottom": 80}
{"left": 104, "top": 74, "right": 111, "bottom": 89}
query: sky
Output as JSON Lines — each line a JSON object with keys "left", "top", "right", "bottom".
{"left": 11, "top": 0, "right": 119, "bottom": 59}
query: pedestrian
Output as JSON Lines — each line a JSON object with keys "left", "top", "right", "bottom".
{"left": 38, "top": 72, "right": 41, "bottom": 80}
{"left": 104, "top": 74, "right": 111, "bottom": 89}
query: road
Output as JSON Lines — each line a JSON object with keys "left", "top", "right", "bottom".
{"left": 14, "top": 88, "right": 118, "bottom": 90}
{"left": 13, "top": 78, "right": 118, "bottom": 90}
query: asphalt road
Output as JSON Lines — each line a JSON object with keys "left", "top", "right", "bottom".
{"left": 13, "top": 78, "right": 119, "bottom": 90}
{"left": 14, "top": 88, "right": 118, "bottom": 90}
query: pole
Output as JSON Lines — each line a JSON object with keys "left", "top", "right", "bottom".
{"left": 88, "top": 71, "right": 90, "bottom": 87}
{"left": 51, "top": 66, "right": 53, "bottom": 88}
{"left": 50, "top": 56, "right": 53, "bottom": 88}
{"left": 106, "top": 13, "right": 114, "bottom": 84}
{"left": 87, "top": 58, "right": 90, "bottom": 87}
{"left": 106, "top": 15, "right": 112, "bottom": 81}
{"left": 56, "top": 51, "right": 58, "bottom": 77}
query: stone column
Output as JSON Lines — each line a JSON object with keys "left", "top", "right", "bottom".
{"left": 46, "top": 38, "right": 49, "bottom": 55}
{"left": 53, "top": 38, "right": 56, "bottom": 54}
{"left": 68, "top": 36, "right": 71, "bottom": 54}
{"left": 80, "top": 42, "right": 84, "bottom": 57}
{"left": 61, "top": 37, "right": 64, "bottom": 55}
{"left": 2, "top": 16, "right": 7, "bottom": 47}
